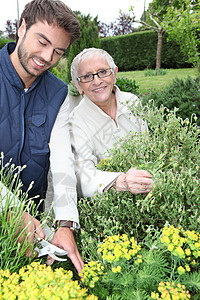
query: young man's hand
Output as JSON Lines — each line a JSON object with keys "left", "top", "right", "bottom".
{"left": 46, "top": 227, "right": 84, "bottom": 274}
{"left": 7, "top": 210, "right": 45, "bottom": 256}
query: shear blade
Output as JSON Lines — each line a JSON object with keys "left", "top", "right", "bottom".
{"left": 49, "top": 253, "right": 67, "bottom": 261}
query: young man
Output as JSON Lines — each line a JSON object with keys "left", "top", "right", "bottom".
{"left": 0, "top": 0, "right": 84, "bottom": 272}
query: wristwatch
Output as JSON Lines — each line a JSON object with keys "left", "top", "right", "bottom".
{"left": 55, "top": 220, "right": 79, "bottom": 232}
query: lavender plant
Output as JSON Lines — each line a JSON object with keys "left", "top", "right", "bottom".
{"left": 0, "top": 153, "right": 43, "bottom": 272}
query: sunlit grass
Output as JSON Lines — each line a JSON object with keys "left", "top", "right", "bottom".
{"left": 117, "top": 68, "right": 198, "bottom": 93}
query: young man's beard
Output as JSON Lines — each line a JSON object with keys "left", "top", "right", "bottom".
{"left": 17, "top": 37, "right": 51, "bottom": 77}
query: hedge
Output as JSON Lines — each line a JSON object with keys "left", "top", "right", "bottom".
{"left": 101, "top": 30, "right": 192, "bottom": 71}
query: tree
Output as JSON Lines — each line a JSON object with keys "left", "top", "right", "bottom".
{"left": 162, "top": 0, "right": 200, "bottom": 72}
{"left": 98, "top": 22, "right": 112, "bottom": 38}
{"left": 131, "top": 0, "right": 189, "bottom": 70}
{"left": 98, "top": 10, "right": 136, "bottom": 37}
{"left": 110, "top": 10, "right": 136, "bottom": 36}
{"left": 130, "top": 4, "right": 164, "bottom": 70}
{"left": 66, "top": 12, "right": 101, "bottom": 82}
{"left": 4, "top": 19, "right": 18, "bottom": 40}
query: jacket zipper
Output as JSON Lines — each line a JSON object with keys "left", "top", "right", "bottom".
{"left": 18, "top": 92, "right": 25, "bottom": 167}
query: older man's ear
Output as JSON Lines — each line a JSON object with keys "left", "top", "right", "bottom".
{"left": 113, "top": 66, "right": 118, "bottom": 84}
{"left": 72, "top": 80, "right": 84, "bottom": 96}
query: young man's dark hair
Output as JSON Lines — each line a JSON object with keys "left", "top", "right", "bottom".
{"left": 17, "top": 0, "right": 80, "bottom": 44}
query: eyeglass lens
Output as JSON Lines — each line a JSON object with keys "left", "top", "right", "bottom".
{"left": 78, "top": 68, "right": 112, "bottom": 83}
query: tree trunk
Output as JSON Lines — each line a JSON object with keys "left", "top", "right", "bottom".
{"left": 156, "top": 29, "right": 164, "bottom": 70}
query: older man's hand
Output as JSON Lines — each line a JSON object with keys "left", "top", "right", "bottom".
{"left": 115, "top": 167, "right": 153, "bottom": 194}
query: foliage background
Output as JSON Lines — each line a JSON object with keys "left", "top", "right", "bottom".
{"left": 101, "top": 30, "right": 192, "bottom": 71}
{"left": 141, "top": 75, "right": 200, "bottom": 125}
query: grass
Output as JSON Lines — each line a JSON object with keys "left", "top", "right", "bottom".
{"left": 117, "top": 68, "right": 199, "bottom": 93}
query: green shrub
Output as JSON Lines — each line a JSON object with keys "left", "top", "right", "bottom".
{"left": 116, "top": 77, "right": 140, "bottom": 94}
{"left": 0, "top": 37, "right": 11, "bottom": 49}
{"left": 78, "top": 103, "right": 200, "bottom": 248}
{"left": 66, "top": 13, "right": 101, "bottom": 82}
{"left": 141, "top": 76, "right": 200, "bottom": 125}
{"left": 51, "top": 57, "right": 68, "bottom": 83}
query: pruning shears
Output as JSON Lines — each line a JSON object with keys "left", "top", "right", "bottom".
{"left": 35, "top": 239, "right": 68, "bottom": 261}
{"left": 34, "top": 224, "right": 68, "bottom": 261}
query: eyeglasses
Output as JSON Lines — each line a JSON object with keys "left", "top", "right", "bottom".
{"left": 77, "top": 68, "right": 113, "bottom": 83}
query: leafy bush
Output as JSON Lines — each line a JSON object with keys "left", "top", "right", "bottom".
{"left": 77, "top": 103, "right": 200, "bottom": 298}
{"left": 51, "top": 57, "right": 68, "bottom": 83}
{"left": 78, "top": 103, "right": 200, "bottom": 247}
{"left": 66, "top": 13, "right": 101, "bottom": 82}
{"left": 101, "top": 31, "right": 191, "bottom": 71}
{"left": 0, "top": 37, "right": 11, "bottom": 49}
{"left": 116, "top": 77, "right": 140, "bottom": 94}
{"left": 141, "top": 76, "right": 200, "bottom": 125}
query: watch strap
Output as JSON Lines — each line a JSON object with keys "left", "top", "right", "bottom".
{"left": 56, "top": 220, "right": 78, "bottom": 232}
{"left": 103, "top": 176, "right": 119, "bottom": 192}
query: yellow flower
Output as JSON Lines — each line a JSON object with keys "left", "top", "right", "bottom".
{"left": 151, "top": 291, "right": 159, "bottom": 299}
{"left": 112, "top": 266, "right": 121, "bottom": 273}
{"left": 185, "top": 248, "right": 191, "bottom": 256}
{"left": 80, "top": 261, "right": 104, "bottom": 288}
{"left": 160, "top": 236, "right": 170, "bottom": 244}
{"left": 98, "top": 234, "right": 141, "bottom": 263}
{"left": 173, "top": 246, "right": 185, "bottom": 259}
{"left": 168, "top": 243, "right": 174, "bottom": 251}
{"left": 177, "top": 266, "right": 185, "bottom": 275}
{"left": 185, "top": 264, "right": 191, "bottom": 272}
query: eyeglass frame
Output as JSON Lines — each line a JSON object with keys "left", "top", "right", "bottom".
{"left": 77, "top": 68, "right": 114, "bottom": 83}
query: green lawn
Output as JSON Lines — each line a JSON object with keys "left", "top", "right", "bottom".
{"left": 117, "top": 68, "right": 199, "bottom": 93}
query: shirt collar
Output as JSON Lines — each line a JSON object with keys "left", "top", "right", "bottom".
{"left": 82, "top": 85, "right": 131, "bottom": 119}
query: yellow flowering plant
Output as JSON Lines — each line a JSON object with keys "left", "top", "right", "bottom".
{"left": 97, "top": 234, "right": 142, "bottom": 264}
{"left": 160, "top": 225, "right": 200, "bottom": 276}
{"left": 80, "top": 261, "right": 105, "bottom": 289}
{"left": 0, "top": 261, "right": 97, "bottom": 300}
{"left": 78, "top": 227, "right": 200, "bottom": 299}
{"left": 79, "top": 234, "right": 144, "bottom": 299}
